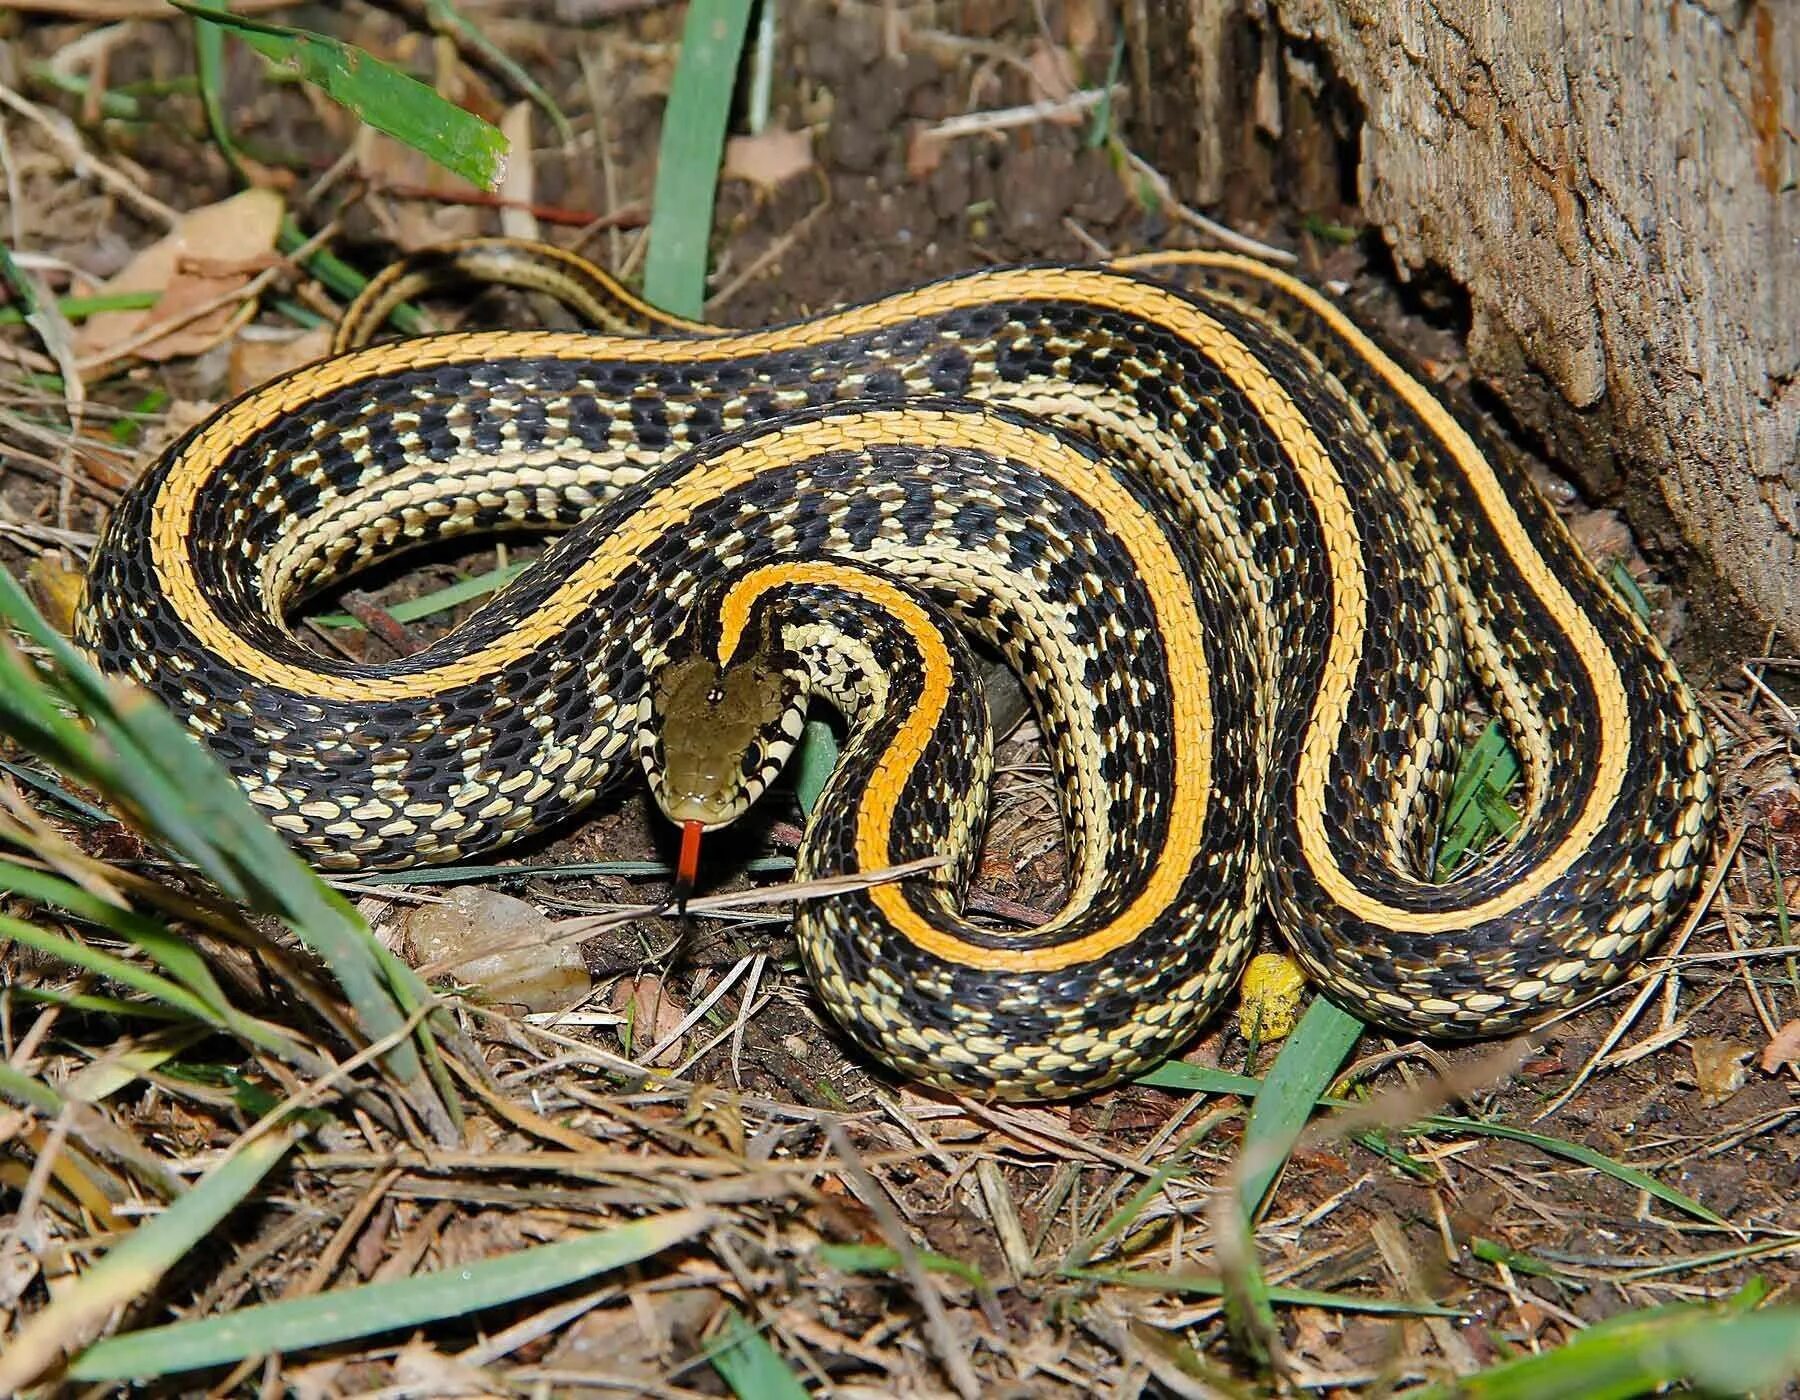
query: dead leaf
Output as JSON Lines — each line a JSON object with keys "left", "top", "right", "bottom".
{"left": 1025, "top": 40, "right": 1078, "bottom": 105}
{"left": 1691, "top": 1036, "right": 1753, "bottom": 1107}
{"left": 228, "top": 325, "right": 334, "bottom": 396}
{"left": 357, "top": 123, "right": 484, "bottom": 250}
{"left": 722, "top": 129, "right": 815, "bottom": 190}
{"left": 72, "top": 188, "right": 284, "bottom": 367}
{"left": 27, "top": 555, "right": 86, "bottom": 638}
{"left": 1063, "top": 0, "right": 1108, "bottom": 53}
{"left": 610, "top": 974, "right": 688, "bottom": 1067}
{"left": 391, "top": 1337, "right": 493, "bottom": 1396}
{"left": 1760, "top": 1018, "right": 1800, "bottom": 1073}
{"left": 546, "top": 1288, "right": 721, "bottom": 1375}
{"left": 1567, "top": 507, "right": 1633, "bottom": 567}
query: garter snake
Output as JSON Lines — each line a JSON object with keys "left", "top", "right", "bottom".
{"left": 77, "top": 238, "right": 1719, "bottom": 1098}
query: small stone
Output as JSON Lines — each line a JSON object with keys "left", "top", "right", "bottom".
{"left": 403, "top": 887, "right": 591, "bottom": 1014}
{"left": 1690, "top": 1036, "right": 1752, "bottom": 1108}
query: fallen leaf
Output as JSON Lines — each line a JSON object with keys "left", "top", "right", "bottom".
{"left": 1760, "top": 1018, "right": 1800, "bottom": 1074}
{"left": 546, "top": 1288, "right": 721, "bottom": 1374}
{"left": 1567, "top": 507, "right": 1633, "bottom": 567}
{"left": 72, "top": 188, "right": 285, "bottom": 367}
{"left": 391, "top": 1337, "right": 491, "bottom": 1396}
{"left": 610, "top": 974, "right": 689, "bottom": 1067}
{"left": 1063, "top": 0, "right": 1108, "bottom": 53}
{"left": 405, "top": 887, "right": 592, "bottom": 1013}
{"left": 1025, "top": 40, "right": 1078, "bottom": 104}
{"left": 356, "top": 121, "right": 484, "bottom": 250}
{"left": 1691, "top": 1036, "right": 1753, "bottom": 1107}
{"left": 722, "top": 128, "right": 815, "bottom": 189}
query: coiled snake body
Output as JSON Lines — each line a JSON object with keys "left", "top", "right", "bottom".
{"left": 78, "top": 245, "right": 1718, "bottom": 1097}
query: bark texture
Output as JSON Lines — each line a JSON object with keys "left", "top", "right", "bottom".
{"left": 1134, "top": 0, "right": 1798, "bottom": 650}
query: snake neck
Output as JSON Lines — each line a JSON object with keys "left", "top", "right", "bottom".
{"left": 666, "top": 557, "right": 997, "bottom": 898}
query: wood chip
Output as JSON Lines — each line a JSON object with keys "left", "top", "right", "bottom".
{"left": 722, "top": 128, "right": 815, "bottom": 189}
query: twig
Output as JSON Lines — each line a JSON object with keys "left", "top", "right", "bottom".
{"left": 921, "top": 85, "right": 1125, "bottom": 141}
{"left": 0, "top": 80, "right": 178, "bottom": 227}
{"left": 1117, "top": 145, "right": 1298, "bottom": 265}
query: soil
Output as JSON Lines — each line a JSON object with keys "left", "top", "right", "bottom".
{"left": 0, "top": 1, "right": 1795, "bottom": 1394}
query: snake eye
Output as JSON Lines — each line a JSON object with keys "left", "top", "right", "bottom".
{"left": 642, "top": 650, "right": 804, "bottom": 829}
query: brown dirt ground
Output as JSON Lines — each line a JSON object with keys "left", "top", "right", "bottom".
{"left": 0, "top": 2, "right": 1796, "bottom": 1396}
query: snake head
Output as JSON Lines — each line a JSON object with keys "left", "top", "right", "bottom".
{"left": 638, "top": 640, "right": 809, "bottom": 832}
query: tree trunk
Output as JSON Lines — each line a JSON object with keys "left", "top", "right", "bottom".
{"left": 1131, "top": 0, "right": 1798, "bottom": 654}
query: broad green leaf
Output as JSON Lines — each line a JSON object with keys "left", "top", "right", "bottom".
{"left": 173, "top": 3, "right": 508, "bottom": 190}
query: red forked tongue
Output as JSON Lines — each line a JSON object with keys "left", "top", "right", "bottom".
{"left": 674, "top": 819, "right": 704, "bottom": 915}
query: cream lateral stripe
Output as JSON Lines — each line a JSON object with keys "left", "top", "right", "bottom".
{"left": 1118, "top": 249, "right": 1635, "bottom": 933}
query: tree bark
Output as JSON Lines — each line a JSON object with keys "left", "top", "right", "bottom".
{"left": 1133, "top": 0, "right": 1798, "bottom": 653}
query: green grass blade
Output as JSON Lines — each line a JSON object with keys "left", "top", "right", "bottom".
{"left": 1470, "top": 1237, "right": 1571, "bottom": 1282}
{"left": 0, "top": 911, "right": 228, "bottom": 1029}
{"left": 792, "top": 719, "right": 839, "bottom": 817}
{"left": 1397, "top": 1300, "right": 1800, "bottom": 1400}
{"left": 1436, "top": 719, "right": 1522, "bottom": 878}
{"left": 706, "top": 1308, "right": 809, "bottom": 1400}
{"left": 12, "top": 985, "right": 191, "bottom": 1022}
{"left": 642, "top": 0, "right": 755, "bottom": 316}
{"left": 1136, "top": 1059, "right": 1722, "bottom": 1226}
{"left": 0, "top": 1058, "right": 66, "bottom": 1114}
{"left": 1235, "top": 997, "right": 1363, "bottom": 1215}
{"left": 0, "top": 862, "right": 302, "bottom": 1059}
{"left": 68, "top": 1207, "right": 715, "bottom": 1379}
{"left": 1408, "top": 1114, "right": 1726, "bottom": 1227}
{"left": 170, "top": 3, "right": 508, "bottom": 190}
{"left": 310, "top": 562, "right": 531, "bottom": 629}
{"left": 423, "top": 0, "right": 570, "bottom": 141}
{"left": 0, "top": 291, "right": 162, "bottom": 328}
{"left": 817, "top": 1242, "right": 988, "bottom": 1290}
{"left": 276, "top": 218, "right": 427, "bottom": 336}
{"left": 345, "top": 855, "right": 794, "bottom": 885}
{"left": 0, "top": 568, "right": 448, "bottom": 1121}
{"left": 1136, "top": 1062, "right": 1267, "bottom": 1097}
{"left": 190, "top": 1, "right": 244, "bottom": 177}
{"left": 0, "top": 1124, "right": 304, "bottom": 1393}
{"left": 0, "top": 756, "right": 116, "bottom": 823}
{"left": 1063, "top": 1266, "right": 1467, "bottom": 1317}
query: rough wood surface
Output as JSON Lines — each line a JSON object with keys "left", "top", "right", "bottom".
{"left": 1136, "top": 1, "right": 1798, "bottom": 651}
